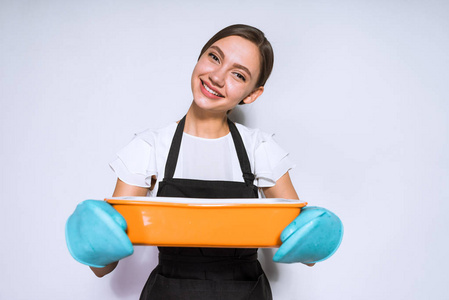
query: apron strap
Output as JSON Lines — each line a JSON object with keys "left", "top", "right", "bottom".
{"left": 227, "top": 118, "right": 255, "bottom": 186}
{"left": 163, "top": 115, "right": 255, "bottom": 186}
{"left": 163, "top": 115, "right": 186, "bottom": 180}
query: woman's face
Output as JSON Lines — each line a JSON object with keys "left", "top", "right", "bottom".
{"left": 191, "top": 35, "right": 264, "bottom": 114}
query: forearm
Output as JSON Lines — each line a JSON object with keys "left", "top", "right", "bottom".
{"left": 263, "top": 172, "right": 315, "bottom": 266}
{"left": 89, "top": 179, "right": 149, "bottom": 277}
{"left": 90, "top": 261, "right": 119, "bottom": 278}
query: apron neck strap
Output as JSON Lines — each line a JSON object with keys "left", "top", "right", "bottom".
{"left": 227, "top": 118, "right": 255, "bottom": 185}
{"left": 163, "top": 115, "right": 186, "bottom": 180}
{"left": 163, "top": 115, "right": 255, "bottom": 186}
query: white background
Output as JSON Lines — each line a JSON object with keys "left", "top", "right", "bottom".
{"left": 1, "top": 0, "right": 448, "bottom": 299}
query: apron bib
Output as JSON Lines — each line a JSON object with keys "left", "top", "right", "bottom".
{"left": 140, "top": 116, "right": 272, "bottom": 300}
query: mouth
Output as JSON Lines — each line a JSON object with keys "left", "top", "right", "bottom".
{"left": 200, "top": 80, "right": 224, "bottom": 98}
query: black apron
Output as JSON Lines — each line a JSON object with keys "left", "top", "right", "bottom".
{"left": 140, "top": 116, "right": 272, "bottom": 300}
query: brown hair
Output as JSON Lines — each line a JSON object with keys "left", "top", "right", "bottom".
{"left": 198, "top": 24, "right": 274, "bottom": 88}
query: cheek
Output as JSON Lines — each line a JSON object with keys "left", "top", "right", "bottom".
{"left": 191, "top": 63, "right": 201, "bottom": 78}
{"left": 225, "top": 80, "right": 249, "bottom": 99}
{"left": 191, "top": 63, "right": 206, "bottom": 86}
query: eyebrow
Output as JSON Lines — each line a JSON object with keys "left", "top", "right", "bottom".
{"left": 209, "top": 45, "right": 252, "bottom": 78}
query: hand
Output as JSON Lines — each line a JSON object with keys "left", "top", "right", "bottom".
{"left": 65, "top": 200, "right": 134, "bottom": 268}
{"left": 273, "top": 206, "right": 343, "bottom": 264}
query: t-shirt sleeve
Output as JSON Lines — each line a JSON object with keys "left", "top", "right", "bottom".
{"left": 109, "top": 133, "right": 157, "bottom": 188}
{"left": 254, "top": 132, "right": 296, "bottom": 187}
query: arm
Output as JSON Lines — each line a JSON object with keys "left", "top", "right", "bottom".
{"left": 90, "top": 178, "right": 150, "bottom": 277}
{"left": 112, "top": 178, "right": 154, "bottom": 198}
{"left": 262, "top": 172, "right": 315, "bottom": 267}
{"left": 262, "top": 172, "right": 299, "bottom": 200}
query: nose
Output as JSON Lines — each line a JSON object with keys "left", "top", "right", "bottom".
{"left": 209, "top": 67, "right": 225, "bottom": 88}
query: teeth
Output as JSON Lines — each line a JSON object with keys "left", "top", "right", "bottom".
{"left": 203, "top": 82, "right": 221, "bottom": 97}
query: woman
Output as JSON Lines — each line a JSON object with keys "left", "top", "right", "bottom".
{"left": 77, "top": 24, "right": 302, "bottom": 299}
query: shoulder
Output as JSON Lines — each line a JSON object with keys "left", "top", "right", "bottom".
{"left": 234, "top": 122, "right": 275, "bottom": 150}
{"left": 134, "top": 122, "right": 178, "bottom": 146}
{"left": 233, "top": 123, "right": 295, "bottom": 187}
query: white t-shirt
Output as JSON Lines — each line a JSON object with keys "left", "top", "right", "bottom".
{"left": 110, "top": 122, "right": 295, "bottom": 197}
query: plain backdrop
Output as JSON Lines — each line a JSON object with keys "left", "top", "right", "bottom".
{"left": 1, "top": 0, "right": 448, "bottom": 299}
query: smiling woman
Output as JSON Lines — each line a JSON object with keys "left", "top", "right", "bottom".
{"left": 190, "top": 35, "right": 264, "bottom": 115}
{"left": 198, "top": 24, "right": 274, "bottom": 88}
{"left": 66, "top": 24, "right": 317, "bottom": 300}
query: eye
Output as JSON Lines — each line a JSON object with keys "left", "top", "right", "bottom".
{"left": 234, "top": 72, "right": 246, "bottom": 82}
{"left": 208, "top": 52, "right": 220, "bottom": 63}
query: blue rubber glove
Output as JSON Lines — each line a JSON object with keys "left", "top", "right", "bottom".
{"left": 65, "top": 200, "right": 134, "bottom": 268}
{"left": 273, "top": 206, "right": 343, "bottom": 264}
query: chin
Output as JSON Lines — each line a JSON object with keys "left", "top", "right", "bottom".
{"left": 191, "top": 98, "right": 228, "bottom": 115}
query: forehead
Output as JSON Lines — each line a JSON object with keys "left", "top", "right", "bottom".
{"left": 209, "top": 36, "right": 261, "bottom": 77}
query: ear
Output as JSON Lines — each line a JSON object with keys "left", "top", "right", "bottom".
{"left": 242, "top": 86, "right": 264, "bottom": 105}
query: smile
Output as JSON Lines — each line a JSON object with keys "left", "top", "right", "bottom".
{"left": 201, "top": 80, "right": 224, "bottom": 98}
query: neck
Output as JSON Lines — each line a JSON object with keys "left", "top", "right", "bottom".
{"left": 184, "top": 103, "right": 229, "bottom": 138}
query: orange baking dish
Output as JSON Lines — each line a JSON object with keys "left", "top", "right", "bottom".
{"left": 106, "top": 197, "right": 307, "bottom": 248}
